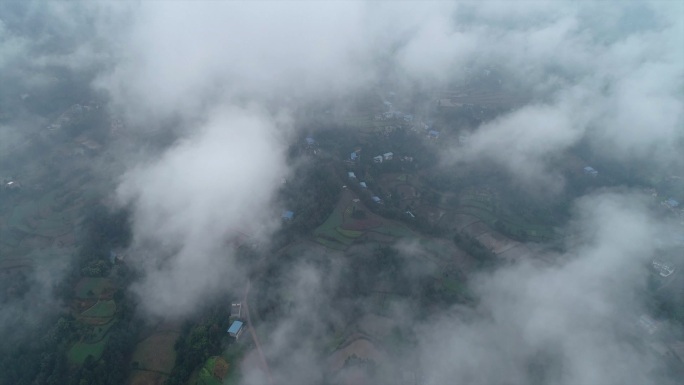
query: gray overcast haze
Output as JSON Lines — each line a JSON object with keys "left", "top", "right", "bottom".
{"left": 0, "top": 1, "right": 682, "bottom": 385}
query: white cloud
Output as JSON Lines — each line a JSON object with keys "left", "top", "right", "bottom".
{"left": 119, "top": 107, "right": 291, "bottom": 317}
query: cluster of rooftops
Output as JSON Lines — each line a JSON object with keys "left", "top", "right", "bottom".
{"left": 350, "top": 150, "right": 394, "bottom": 163}
{"left": 653, "top": 259, "right": 676, "bottom": 277}
{"left": 347, "top": 172, "right": 383, "bottom": 204}
{"left": 583, "top": 166, "right": 598, "bottom": 176}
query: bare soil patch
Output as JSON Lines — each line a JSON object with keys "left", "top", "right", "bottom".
{"left": 328, "top": 338, "right": 385, "bottom": 373}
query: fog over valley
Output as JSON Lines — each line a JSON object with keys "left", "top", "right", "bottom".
{"left": 0, "top": 2, "right": 682, "bottom": 385}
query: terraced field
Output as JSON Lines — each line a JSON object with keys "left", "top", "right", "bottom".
{"left": 314, "top": 190, "right": 416, "bottom": 250}
{"left": 457, "top": 191, "right": 555, "bottom": 241}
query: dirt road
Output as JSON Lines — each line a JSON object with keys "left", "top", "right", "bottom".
{"left": 243, "top": 280, "right": 273, "bottom": 384}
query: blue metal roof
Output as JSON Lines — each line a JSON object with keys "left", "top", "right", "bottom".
{"left": 227, "top": 320, "right": 244, "bottom": 334}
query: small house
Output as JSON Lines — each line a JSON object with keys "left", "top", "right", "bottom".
{"left": 664, "top": 198, "right": 680, "bottom": 209}
{"left": 348, "top": 172, "right": 357, "bottom": 179}
{"left": 227, "top": 320, "right": 244, "bottom": 339}
{"left": 4, "top": 180, "right": 21, "bottom": 190}
{"left": 403, "top": 114, "right": 413, "bottom": 122}
{"left": 373, "top": 155, "right": 383, "bottom": 163}
{"left": 383, "top": 152, "right": 393, "bottom": 161}
{"left": 371, "top": 196, "right": 382, "bottom": 204}
{"left": 282, "top": 211, "right": 294, "bottom": 221}
{"left": 305, "top": 137, "right": 315, "bottom": 146}
{"left": 231, "top": 303, "right": 242, "bottom": 318}
{"left": 428, "top": 130, "right": 440, "bottom": 139}
{"left": 359, "top": 182, "right": 367, "bottom": 189}
{"left": 350, "top": 152, "right": 358, "bottom": 161}
{"left": 583, "top": 166, "right": 598, "bottom": 176}
{"left": 653, "top": 259, "right": 675, "bottom": 277}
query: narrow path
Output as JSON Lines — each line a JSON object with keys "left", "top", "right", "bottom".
{"left": 243, "top": 280, "right": 273, "bottom": 384}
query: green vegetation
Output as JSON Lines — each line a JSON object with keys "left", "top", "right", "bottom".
{"left": 371, "top": 223, "right": 415, "bottom": 238}
{"left": 84, "top": 319, "right": 116, "bottom": 343}
{"left": 165, "top": 305, "right": 234, "bottom": 385}
{"left": 68, "top": 337, "right": 109, "bottom": 364}
{"left": 81, "top": 300, "right": 116, "bottom": 318}
{"left": 457, "top": 191, "right": 555, "bottom": 242}
{"left": 274, "top": 160, "right": 341, "bottom": 248}
{"left": 197, "top": 356, "right": 223, "bottom": 385}
{"left": 314, "top": 204, "right": 344, "bottom": 236}
{"left": 221, "top": 343, "right": 247, "bottom": 385}
{"left": 336, "top": 227, "right": 363, "bottom": 238}
{"left": 75, "top": 277, "right": 113, "bottom": 299}
{"left": 313, "top": 199, "right": 361, "bottom": 249}
{"left": 441, "top": 277, "right": 469, "bottom": 297}
{"left": 314, "top": 237, "right": 348, "bottom": 250}
{"left": 326, "top": 330, "right": 348, "bottom": 353}
{"left": 453, "top": 232, "right": 497, "bottom": 269}
{"left": 5, "top": 191, "right": 77, "bottom": 238}
{"left": 80, "top": 259, "right": 112, "bottom": 277}
{"left": 0, "top": 202, "right": 137, "bottom": 385}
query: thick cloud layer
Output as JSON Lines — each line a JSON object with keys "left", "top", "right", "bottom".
{"left": 436, "top": 1, "right": 684, "bottom": 184}
{"left": 30, "top": 0, "right": 679, "bottom": 383}
{"left": 95, "top": 2, "right": 377, "bottom": 125}
{"left": 117, "top": 107, "right": 291, "bottom": 317}
{"left": 418, "top": 192, "right": 668, "bottom": 385}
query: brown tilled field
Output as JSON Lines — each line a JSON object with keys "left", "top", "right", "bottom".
{"left": 131, "top": 331, "right": 180, "bottom": 374}
{"left": 128, "top": 370, "right": 168, "bottom": 385}
{"left": 328, "top": 337, "right": 385, "bottom": 373}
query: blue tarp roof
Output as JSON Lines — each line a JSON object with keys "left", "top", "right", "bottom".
{"left": 428, "top": 130, "right": 439, "bottom": 137}
{"left": 305, "top": 137, "right": 315, "bottom": 144}
{"left": 666, "top": 198, "right": 680, "bottom": 207}
{"left": 282, "top": 211, "right": 294, "bottom": 220}
{"left": 351, "top": 152, "right": 358, "bottom": 160}
{"left": 227, "top": 320, "right": 244, "bottom": 334}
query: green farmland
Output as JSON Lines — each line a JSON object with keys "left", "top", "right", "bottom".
{"left": 68, "top": 337, "right": 109, "bottom": 364}
{"left": 81, "top": 300, "right": 116, "bottom": 318}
